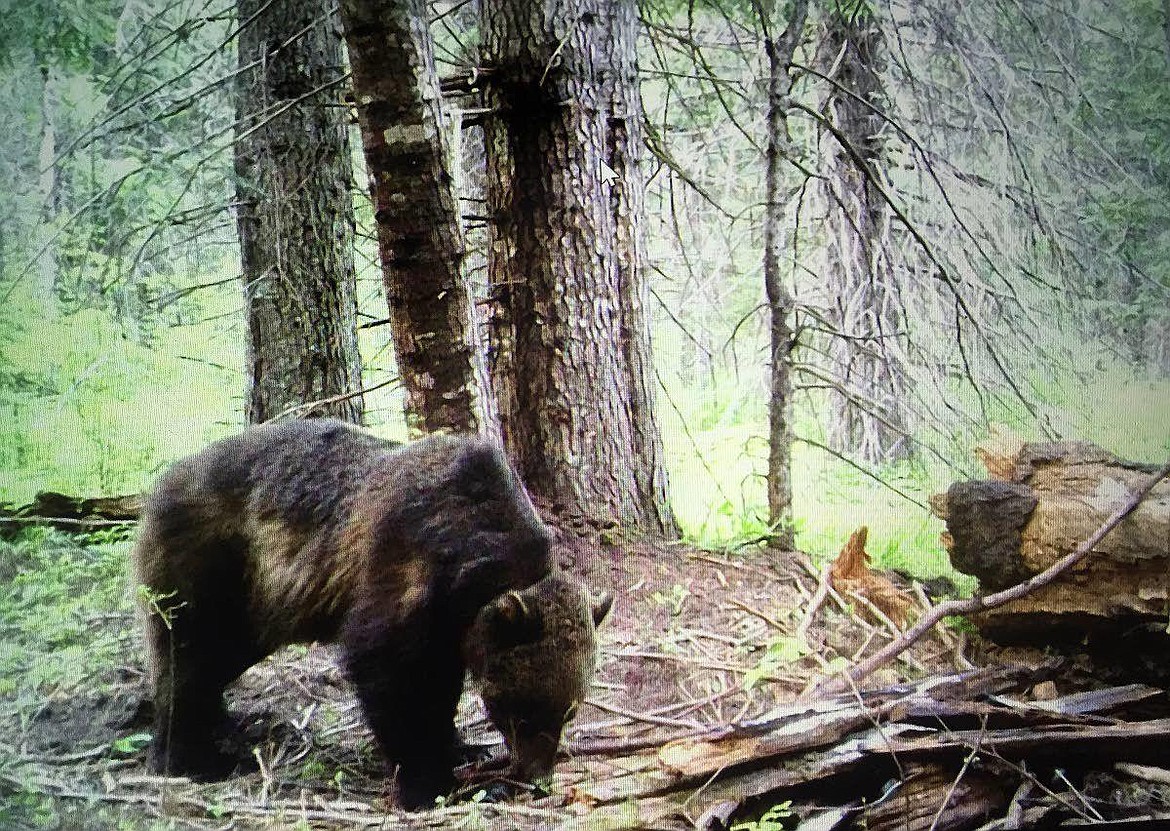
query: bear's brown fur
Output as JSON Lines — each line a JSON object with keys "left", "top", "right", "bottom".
{"left": 468, "top": 575, "right": 612, "bottom": 782}
{"left": 132, "top": 418, "right": 610, "bottom": 809}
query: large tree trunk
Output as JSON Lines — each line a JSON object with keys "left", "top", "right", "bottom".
{"left": 602, "top": 0, "right": 673, "bottom": 533}
{"left": 235, "top": 0, "right": 364, "bottom": 425}
{"left": 816, "top": 6, "right": 910, "bottom": 464}
{"left": 481, "top": 0, "right": 674, "bottom": 534}
{"left": 760, "top": 0, "right": 809, "bottom": 550}
{"left": 338, "top": 0, "right": 485, "bottom": 435}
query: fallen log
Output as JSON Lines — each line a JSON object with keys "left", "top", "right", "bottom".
{"left": 882, "top": 717, "right": 1170, "bottom": 766}
{"left": 812, "top": 460, "right": 1170, "bottom": 697}
{"left": 934, "top": 438, "right": 1170, "bottom": 621}
{"left": 563, "top": 667, "right": 1054, "bottom": 801}
{"left": 0, "top": 491, "right": 141, "bottom": 535}
{"left": 844, "top": 763, "right": 1010, "bottom": 831}
{"left": 931, "top": 438, "right": 1170, "bottom": 681}
{"left": 21, "top": 491, "right": 142, "bottom": 520}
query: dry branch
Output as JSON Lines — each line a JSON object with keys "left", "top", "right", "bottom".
{"left": 555, "top": 669, "right": 1168, "bottom": 831}
{"left": 795, "top": 562, "right": 832, "bottom": 641}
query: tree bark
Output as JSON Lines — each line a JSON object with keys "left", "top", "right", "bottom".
{"left": 816, "top": 6, "right": 911, "bottom": 464}
{"left": 760, "top": 0, "right": 809, "bottom": 549}
{"left": 602, "top": 0, "right": 673, "bottom": 534}
{"left": 481, "top": 0, "right": 674, "bottom": 534}
{"left": 36, "top": 59, "right": 58, "bottom": 300}
{"left": 338, "top": 0, "right": 485, "bottom": 435}
{"left": 1163, "top": 0, "right": 1170, "bottom": 68}
{"left": 235, "top": 0, "right": 364, "bottom": 424}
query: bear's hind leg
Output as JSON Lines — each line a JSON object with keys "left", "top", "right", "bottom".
{"left": 143, "top": 570, "right": 260, "bottom": 778}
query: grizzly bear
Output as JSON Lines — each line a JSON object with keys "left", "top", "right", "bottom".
{"left": 132, "top": 418, "right": 611, "bottom": 809}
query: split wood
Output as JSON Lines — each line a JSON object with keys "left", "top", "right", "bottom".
{"left": 813, "top": 459, "right": 1170, "bottom": 697}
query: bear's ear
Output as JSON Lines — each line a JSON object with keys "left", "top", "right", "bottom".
{"left": 452, "top": 441, "right": 507, "bottom": 501}
{"left": 591, "top": 590, "right": 613, "bottom": 627}
{"left": 489, "top": 590, "right": 542, "bottom": 644}
{"left": 496, "top": 590, "right": 529, "bottom": 625}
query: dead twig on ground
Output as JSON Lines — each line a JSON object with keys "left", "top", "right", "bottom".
{"left": 584, "top": 697, "right": 703, "bottom": 730}
{"left": 795, "top": 563, "right": 833, "bottom": 641}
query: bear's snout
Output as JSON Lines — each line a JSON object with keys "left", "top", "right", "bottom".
{"left": 508, "top": 728, "right": 560, "bottom": 783}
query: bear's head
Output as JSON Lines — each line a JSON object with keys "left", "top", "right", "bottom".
{"left": 468, "top": 573, "right": 612, "bottom": 784}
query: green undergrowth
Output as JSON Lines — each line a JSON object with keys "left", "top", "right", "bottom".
{"left": 0, "top": 281, "right": 243, "bottom": 503}
{"left": 1, "top": 279, "right": 1166, "bottom": 594}
{"left": 0, "top": 790, "right": 183, "bottom": 831}
{"left": 0, "top": 528, "right": 137, "bottom": 702}
{"left": 659, "top": 357, "right": 1170, "bottom": 586}
{"left": 0, "top": 274, "right": 405, "bottom": 507}
{"left": 0, "top": 528, "right": 163, "bottom": 830}
{"left": 658, "top": 385, "right": 961, "bottom": 583}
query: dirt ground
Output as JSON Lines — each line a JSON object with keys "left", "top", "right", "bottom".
{"left": 0, "top": 519, "right": 975, "bottom": 831}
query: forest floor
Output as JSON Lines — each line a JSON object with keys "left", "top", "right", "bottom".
{"left": 0, "top": 519, "right": 964, "bottom": 831}
{"left": 2, "top": 517, "right": 1166, "bottom": 830}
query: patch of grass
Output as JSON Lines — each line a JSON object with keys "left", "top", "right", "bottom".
{"left": 0, "top": 264, "right": 410, "bottom": 509}
{"left": 661, "top": 399, "right": 961, "bottom": 583}
{"left": 0, "top": 277, "right": 244, "bottom": 504}
{"left": 1034, "top": 365, "right": 1170, "bottom": 460}
{"left": 0, "top": 777, "right": 58, "bottom": 830}
{"left": 0, "top": 774, "right": 181, "bottom": 831}
{"left": 793, "top": 454, "right": 962, "bottom": 583}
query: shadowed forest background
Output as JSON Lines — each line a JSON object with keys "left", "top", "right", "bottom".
{"left": 1, "top": 0, "right": 1167, "bottom": 556}
{"left": 1, "top": 0, "right": 1170, "bottom": 827}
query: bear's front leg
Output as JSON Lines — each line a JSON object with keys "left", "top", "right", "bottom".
{"left": 145, "top": 613, "right": 242, "bottom": 780}
{"left": 342, "top": 614, "right": 465, "bottom": 811}
{"left": 149, "top": 670, "right": 236, "bottom": 778}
